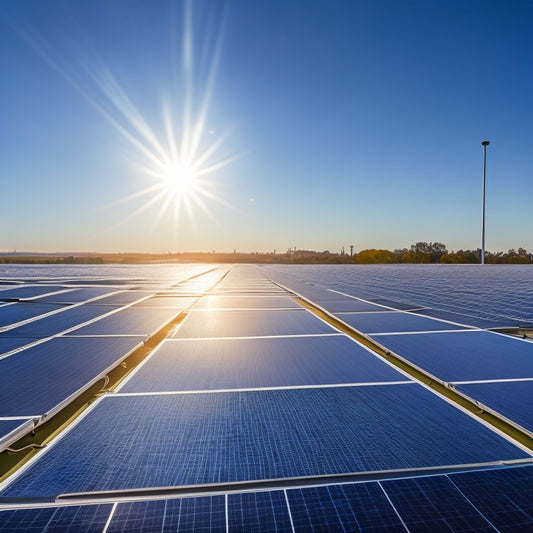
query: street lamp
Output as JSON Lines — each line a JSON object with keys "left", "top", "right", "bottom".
{"left": 480, "top": 140, "right": 490, "bottom": 265}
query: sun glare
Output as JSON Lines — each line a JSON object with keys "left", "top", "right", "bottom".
{"left": 161, "top": 160, "right": 197, "bottom": 199}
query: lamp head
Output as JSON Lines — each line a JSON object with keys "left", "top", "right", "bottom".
{"left": 481, "top": 140, "right": 490, "bottom": 146}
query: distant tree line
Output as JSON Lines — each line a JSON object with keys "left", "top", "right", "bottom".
{"left": 0, "top": 256, "right": 104, "bottom": 264}
{"left": 354, "top": 242, "right": 533, "bottom": 264}
{"left": 1, "top": 246, "right": 532, "bottom": 265}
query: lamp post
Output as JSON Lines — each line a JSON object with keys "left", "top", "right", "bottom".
{"left": 480, "top": 140, "right": 490, "bottom": 265}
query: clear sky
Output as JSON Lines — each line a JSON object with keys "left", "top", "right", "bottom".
{"left": 1, "top": 0, "right": 532, "bottom": 254}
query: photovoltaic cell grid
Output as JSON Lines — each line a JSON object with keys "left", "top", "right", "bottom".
{"left": 120, "top": 335, "right": 408, "bottom": 393}
{"left": 174, "top": 309, "right": 336, "bottom": 338}
{"left": 0, "top": 302, "right": 68, "bottom": 328}
{"left": 1, "top": 466, "right": 533, "bottom": 531}
{"left": 264, "top": 264, "right": 533, "bottom": 329}
{"left": 2, "top": 264, "right": 533, "bottom": 530}
{"left": 0, "top": 336, "right": 145, "bottom": 418}
{"left": 457, "top": 380, "right": 533, "bottom": 435}
{"left": 1, "top": 385, "right": 529, "bottom": 497}
{"left": 64, "top": 307, "right": 182, "bottom": 336}
{"left": 372, "top": 331, "right": 533, "bottom": 383}
{"left": 336, "top": 310, "right": 468, "bottom": 334}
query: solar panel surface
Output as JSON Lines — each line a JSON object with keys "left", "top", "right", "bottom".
{"left": 0, "top": 336, "right": 144, "bottom": 417}
{"left": 1, "top": 385, "right": 529, "bottom": 497}
{"left": 174, "top": 309, "right": 336, "bottom": 338}
{"left": 337, "top": 311, "right": 467, "bottom": 334}
{"left": 457, "top": 380, "right": 533, "bottom": 434}
{"left": 119, "top": 336, "right": 408, "bottom": 392}
{"left": 373, "top": 331, "right": 533, "bottom": 382}
{"left": 65, "top": 307, "right": 181, "bottom": 336}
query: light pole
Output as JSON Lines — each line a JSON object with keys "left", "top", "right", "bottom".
{"left": 480, "top": 140, "right": 490, "bottom": 264}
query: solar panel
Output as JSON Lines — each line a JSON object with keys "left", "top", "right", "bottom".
{"left": 337, "top": 311, "right": 467, "bottom": 334}
{"left": 228, "top": 491, "right": 293, "bottom": 532}
{"left": 0, "top": 337, "right": 38, "bottom": 356}
{"left": 0, "top": 286, "right": 66, "bottom": 300}
{"left": 0, "top": 336, "right": 144, "bottom": 417}
{"left": 457, "top": 380, "right": 533, "bottom": 434}
{"left": 89, "top": 291, "right": 156, "bottom": 305}
{"left": 107, "top": 497, "right": 226, "bottom": 532}
{"left": 133, "top": 296, "right": 198, "bottom": 308}
{"left": 174, "top": 309, "right": 336, "bottom": 338}
{"left": 1, "top": 305, "right": 121, "bottom": 338}
{"left": 193, "top": 296, "right": 301, "bottom": 309}
{"left": 450, "top": 465, "right": 533, "bottom": 531}
{"left": 64, "top": 307, "right": 181, "bottom": 336}
{"left": 288, "top": 483, "right": 406, "bottom": 532}
{"left": 314, "top": 299, "right": 394, "bottom": 313}
{"left": 0, "top": 419, "right": 34, "bottom": 450}
{"left": 0, "top": 504, "right": 113, "bottom": 532}
{"left": 2, "top": 385, "right": 528, "bottom": 497}
{"left": 0, "top": 507, "right": 57, "bottom": 532}
{"left": 381, "top": 475, "right": 493, "bottom": 531}
{"left": 119, "top": 336, "right": 407, "bottom": 393}
{"left": 373, "top": 331, "right": 533, "bottom": 382}
{"left": 0, "top": 303, "right": 67, "bottom": 328}
{"left": 32, "top": 287, "right": 117, "bottom": 304}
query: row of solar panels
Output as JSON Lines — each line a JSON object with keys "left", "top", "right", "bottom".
{"left": 263, "top": 264, "right": 533, "bottom": 329}
{"left": 1, "top": 464, "right": 532, "bottom": 532}
{"left": 0, "top": 266, "right": 224, "bottom": 450}
{"left": 268, "top": 269, "right": 533, "bottom": 438}
{"left": 1, "top": 264, "right": 532, "bottom": 532}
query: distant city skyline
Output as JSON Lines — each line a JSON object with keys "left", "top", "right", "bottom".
{"left": 2, "top": 0, "right": 532, "bottom": 253}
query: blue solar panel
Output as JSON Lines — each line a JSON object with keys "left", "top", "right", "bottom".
{"left": 66, "top": 308, "right": 180, "bottom": 336}
{"left": 174, "top": 309, "right": 336, "bottom": 338}
{"left": 133, "top": 296, "right": 197, "bottom": 308}
{"left": 34, "top": 287, "right": 116, "bottom": 304}
{"left": 0, "top": 303, "right": 67, "bottom": 328}
{"left": 337, "top": 311, "right": 467, "bottom": 334}
{"left": 2, "top": 385, "right": 528, "bottom": 497}
{"left": 0, "top": 286, "right": 65, "bottom": 300}
{"left": 265, "top": 264, "right": 533, "bottom": 328}
{"left": 0, "top": 507, "right": 56, "bottom": 532}
{"left": 0, "top": 337, "right": 36, "bottom": 355}
{"left": 87, "top": 291, "right": 155, "bottom": 305}
{"left": 315, "top": 299, "right": 393, "bottom": 313}
{"left": 39, "top": 504, "right": 113, "bottom": 532}
{"left": 0, "top": 336, "right": 144, "bottom": 416}
{"left": 457, "top": 381, "right": 533, "bottom": 433}
{"left": 288, "top": 483, "right": 405, "bottom": 532}
{"left": 1, "top": 305, "right": 120, "bottom": 338}
{"left": 450, "top": 466, "right": 533, "bottom": 532}
{"left": 373, "top": 331, "right": 533, "bottom": 382}
{"left": 193, "top": 296, "right": 300, "bottom": 309}
{"left": 228, "top": 491, "right": 293, "bottom": 532}
{"left": 411, "top": 307, "right": 520, "bottom": 329}
{"left": 120, "top": 336, "right": 407, "bottom": 392}
{"left": 107, "top": 500, "right": 167, "bottom": 532}
{"left": 0, "top": 419, "right": 32, "bottom": 447}
{"left": 381, "top": 475, "right": 493, "bottom": 531}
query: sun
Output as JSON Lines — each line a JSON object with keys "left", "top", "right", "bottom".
{"left": 161, "top": 159, "right": 197, "bottom": 200}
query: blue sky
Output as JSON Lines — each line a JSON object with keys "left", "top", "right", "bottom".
{"left": 1, "top": 0, "right": 532, "bottom": 254}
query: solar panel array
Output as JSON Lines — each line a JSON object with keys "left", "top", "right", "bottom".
{"left": 265, "top": 264, "right": 533, "bottom": 329}
{"left": 0, "top": 264, "right": 218, "bottom": 450}
{"left": 0, "top": 264, "right": 532, "bottom": 531}
{"left": 267, "top": 265, "right": 533, "bottom": 438}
